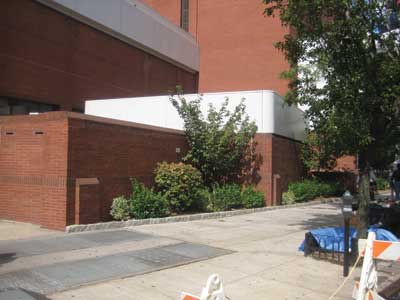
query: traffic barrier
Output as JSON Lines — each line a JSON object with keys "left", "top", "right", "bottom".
{"left": 352, "top": 232, "right": 400, "bottom": 300}
{"left": 181, "top": 274, "right": 226, "bottom": 300}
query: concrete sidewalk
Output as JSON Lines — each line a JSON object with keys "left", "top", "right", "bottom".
{"left": 48, "top": 202, "right": 360, "bottom": 300}
{"left": 0, "top": 220, "right": 61, "bottom": 241}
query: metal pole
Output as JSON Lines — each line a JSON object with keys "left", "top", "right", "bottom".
{"left": 343, "top": 217, "right": 350, "bottom": 277}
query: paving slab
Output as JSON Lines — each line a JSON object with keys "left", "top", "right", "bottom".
{"left": 0, "top": 242, "right": 231, "bottom": 296}
{"left": 0, "top": 237, "right": 178, "bottom": 275}
{"left": 0, "top": 230, "right": 153, "bottom": 258}
{"left": 50, "top": 203, "right": 369, "bottom": 300}
{"left": 3, "top": 203, "right": 397, "bottom": 300}
{"left": 0, "top": 289, "right": 51, "bottom": 300}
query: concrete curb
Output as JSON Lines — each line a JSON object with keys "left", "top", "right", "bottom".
{"left": 66, "top": 197, "right": 341, "bottom": 233}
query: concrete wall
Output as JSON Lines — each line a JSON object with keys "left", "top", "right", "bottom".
{"left": 0, "top": 0, "right": 198, "bottom": 111}
{"left": 142, "top": 0, "right": 289, "bottom": 95}
{"left": 85, "top": 90, "right": 306, "bottom": 141}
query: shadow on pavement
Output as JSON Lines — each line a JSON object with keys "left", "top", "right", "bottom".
{"left": 23, "top": 289, "right": 54, "bottom": 300}
{"left": 288, "top": 205, "right": 343, "bottom": 231}
{"left": 0, "top": 252, "right": 17, "bottom": 266}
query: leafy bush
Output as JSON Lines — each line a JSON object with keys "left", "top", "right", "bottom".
{"left": 287, "top": 179, "right": 344, "bottom": 203}
{"left": 282, "top": 191, "right": 296, "bottom": 205}
{"left": 170, "top": 93, "right": 258, "bottom": 187}
{"left": 208, "top": 184, "right": 242, "bottom": 211}
{"left": 110, "top": 196, "right": 131, "bottom": 221}
{"left": 376, "top": 177, "right": 389, "bottom": 190}
{"left": 318, "top": 181, "right": 344, "bottom": 197}
{"left": 241, "top": 186, "right": 264, "bottom": 208}
{"left": 288, "top": 180, "right": 321, "bottom": 202}
{"left": 155, "top": 162, "right": 204, "bottom": 213}
{"left": 130, "top": 180, "right": 170, "bottom": 219}
{"left": 190, "top": 188, "right": 211, "bottom": 212}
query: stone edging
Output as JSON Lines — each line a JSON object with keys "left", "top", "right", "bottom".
{"left": 66, "top": 197, "right": 341, "bottom": 233}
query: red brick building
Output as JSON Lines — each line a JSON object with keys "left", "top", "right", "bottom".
{"left": 0, "top": 0, "right": 305, "bottom": 230}
{"left": 0, "top": 0, "right": 199, "bottom": 114}
{"left": 143, "top": 0, "right": 289, "bottom": 95}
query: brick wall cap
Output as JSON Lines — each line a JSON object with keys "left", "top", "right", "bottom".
{"left": 0, "top": 111, "right": 185, "bottom": 135}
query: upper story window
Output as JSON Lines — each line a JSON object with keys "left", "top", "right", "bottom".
{"left": 0, "top": 97, "right": 59, "bottom": 116}
{"left": 181, "top": 0, "right": 189, "bottom": 31}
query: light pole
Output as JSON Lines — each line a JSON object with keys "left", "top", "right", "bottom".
{"left": 342, "top": 190, "right": 353, "bottom": 277}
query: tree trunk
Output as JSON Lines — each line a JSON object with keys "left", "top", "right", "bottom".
{"left": 357, "top": 168, "right": 370, "bottom": 239}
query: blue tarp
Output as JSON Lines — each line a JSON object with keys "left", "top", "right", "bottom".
{"left": 299, "top": 226, "right": 399, "bottom": 253}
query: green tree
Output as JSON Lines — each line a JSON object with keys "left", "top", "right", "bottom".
{"left": 170, "top": 93, "right": 259, "bottom": 188}
{"left": 264, "top": 0, "right": 400, "bottom": 237}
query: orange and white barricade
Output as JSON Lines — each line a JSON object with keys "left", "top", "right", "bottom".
{"left": 352, "top": 232, "right": 400, "bottom": 300}
{"left": 181, "top": 274, "right": 226, "bottom": 300}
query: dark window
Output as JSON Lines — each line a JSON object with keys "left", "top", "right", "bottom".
{"left": 72, "top": 107, "right": 84, "bottom": 113}
{"left": 0, "top": 97, "right": 59, "bottom": 116}
{"left": 180, "top": 0, "right": 189, "bottom": 31}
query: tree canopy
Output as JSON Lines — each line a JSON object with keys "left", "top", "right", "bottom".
{"left": 264, "top": 0, "right": 400, "bottom": 171}
{"left": 264, "top": 0, "right": 400, "bottom": 237}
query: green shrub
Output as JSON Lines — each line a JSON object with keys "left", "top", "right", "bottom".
{"left": 154, "top": 162, "right": 204, "bottom": 213}
{"left": 110, "top": 196, "right": 131, "bottom": 221}
{"left": 241, "top": 186, "right": 264, "bottom": 208}
{"left": 318, "top": 182, "right": 336, "bottom": 197}
{"left": 376, "top": 177, "right": 389, "bottom": 190}
{"left": 208, "top": 184, "right": 242, "bottom": 211}
{"left": 322, "top": 181, "right": 346, "bottom": 197}
{"left": 287, "top": 179, "right": 345, "bottom": 203}
{"left": 288, "top": 180, "right": 321, "bottom": 202}
{"left": 170, "top": 94, "right": 258, "bottom": 187}
{"left": 130, "top": 180, "right": 170, "bottom": 219}
{"left": 190, "top": 188, "right": 211, "bottom": 212}
{"left": 282, "top": 191, "right": 296, "bottom": 205}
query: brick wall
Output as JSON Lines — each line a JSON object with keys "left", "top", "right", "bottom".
{"left": 66, "top": 114, "right": 188, "bottom": 225}
{"left": 0, "top": 0, "right": 198, "bottom": 111}
{"left": 0, "top": 112, "right": 189, "bottom": 229}
{"left": 271, "top": 134, "right": 304, "bottom": 205}
{"left": 254, "top": 133, "right": 303, "bottom": 206}
{"left": 142, "top": 0, "right": 289, "bottom": 96}
{"left": 0, "top": 112, "right": 303, "bottom": 230}
{"left": 0, "top": 113, "right": 69, "bottom": 230}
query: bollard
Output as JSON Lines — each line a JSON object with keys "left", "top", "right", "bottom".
{"left": 342, "top": 191, "right": 353, "bottom": 277}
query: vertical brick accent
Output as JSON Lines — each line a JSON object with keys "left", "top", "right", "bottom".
{"left": 254, "top": 133, "right": 303, "bottom": 206}
{"left": 253, "top": 134, "right": 273, "bottom": 205}
{"left": 75, "top": 178, "right": 100, "bottom": 225}
{"left": 271, "top": 134, "right": 304, "bottom": 205}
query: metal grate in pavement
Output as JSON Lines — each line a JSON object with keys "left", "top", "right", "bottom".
{"left": 0, "top": 242, "right": 232, "bottom": 297}
{"left": 0, "top": 230, "right": 153, "bottom": 258}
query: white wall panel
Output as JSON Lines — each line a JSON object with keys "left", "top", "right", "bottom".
{"left": 85, "top": 90, "right": 306, "bottom": 141}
